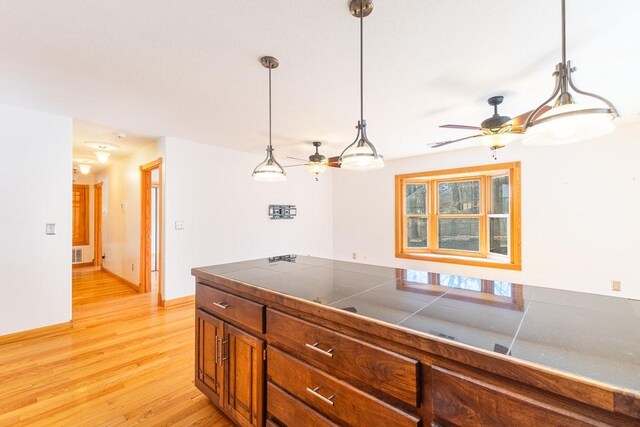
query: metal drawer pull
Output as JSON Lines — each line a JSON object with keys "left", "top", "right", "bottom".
{"left": 213, "top": 302, "right": 229, "bottom": 309}
{"left": 305, "top": 342, "right": 334, "bottom": 358}
{"left": 306, "top": 387, "right": 335, "bottom": 406}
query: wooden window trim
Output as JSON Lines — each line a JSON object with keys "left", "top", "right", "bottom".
{"left": 395, "top": 162, "right": 521, "bottom": 271}
{"left": 72, "top": 184, "right": 90, "bottom": 246}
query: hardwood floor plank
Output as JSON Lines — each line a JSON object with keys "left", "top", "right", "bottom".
{"left": 0, "top": 268, "right": 232, "bottom": 426}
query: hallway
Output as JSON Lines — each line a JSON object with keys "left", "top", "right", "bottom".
{"left": 0, "top": 269, "right": 232, "bottom": 426}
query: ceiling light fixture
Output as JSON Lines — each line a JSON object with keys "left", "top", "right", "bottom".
{"left": 307, "top": 141, "right": 329, "bottom": 176}
{"left": 252, "top": 56, "right": 286, "bottom": 182}
{"left": 84, "top": 141, "right": 120, "bottom": 151}
{"left": 78, "top": 164, "right": 91, "bottom": 174}
{"left": 522, "top": 0, "right": 619, "bottom": 146}
{"left": 95, "top": 151, "right": 111, "bottom": 163}
{"left": 338, "top": 0, "right": 384, "bottom": 171}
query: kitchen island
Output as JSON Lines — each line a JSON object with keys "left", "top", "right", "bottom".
{"left": 192, "top": 255, "right": 640, "bottom": 426}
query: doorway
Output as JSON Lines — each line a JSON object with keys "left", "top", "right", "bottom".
{"left": 140, "top": 158, "right": 163, "bottom": 304}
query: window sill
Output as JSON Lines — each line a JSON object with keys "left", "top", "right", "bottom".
{"left": 396, "top": 252, "right": 521, "bottom": 271}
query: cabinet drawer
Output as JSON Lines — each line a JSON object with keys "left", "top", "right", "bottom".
{"left": 267, "top": 382, "right": 339, "bottom": 427}
{"left": 267, "top": 309, "right": 418, "bottom": 405}
{"left": 431, "top": 366, "right": 604, "bottom": 427}
{"left": 268, "top": 346, "right": 419, "bottom": 427}
{"left": 196, "top": 283, "right": 264, "bottom": 334}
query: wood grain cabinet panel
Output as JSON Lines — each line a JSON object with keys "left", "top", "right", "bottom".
{"left": 196, "top": 282, "right": 265, "bottom": 334}
{"left": 226, "top": 324, "right": 264, "bottom": 427}
{"left": 431, "top": 366, "right": 628, "bottom": 427}
{"left": 267, "top": 382, "right": 339, "bottom": 427}
{"left": 267, "top": 308, "right": 418, "bottom": 406}
{"left": 268, "top": 346, "right": 419, "bottom": 427}
{"left": 195, "top": 309, "right": 224, "bottom": 406}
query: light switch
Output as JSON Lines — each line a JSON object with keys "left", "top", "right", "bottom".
{"left": 46, "top": 223, "right": 56, "bottom": 235}
{"left": 175, "top": 221, "right": 184, "bottom": 230}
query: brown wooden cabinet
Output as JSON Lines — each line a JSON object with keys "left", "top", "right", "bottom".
{"left": 193, "top": 268, "right": 640, "bottom": 427}
{"left": 196, "top": 308, "right": 264, "bottom": 427}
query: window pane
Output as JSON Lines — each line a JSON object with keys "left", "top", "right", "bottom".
{"left": 405, "top": 184, "right": 427, "bottom": 214}
{"left": 492, "top": 176, "right": 509, "bottom": 214}
{"left": 407, "top": 217, "right": 428, "bottom": 248}
{"left": 490, "top": 217, "right": 509, "bottom": 255}
{"left": 438, "top": 181, "right": 480, "bottom": 214}
{"left": 438, "top": 218, "right": 480, "bottom": 251}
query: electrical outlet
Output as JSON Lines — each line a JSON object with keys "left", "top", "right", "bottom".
{"left": 131, "top": 264, "right": 135, "bottom": 272}
{"left": 352, "top": 252, "right": 356, "bottom": 260}
{"left": 612, "top": 280, "right": 621, "bottom": 292}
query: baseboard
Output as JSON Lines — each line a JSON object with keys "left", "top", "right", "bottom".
{"left": 102, "top": 267, "right": 140, "bottom": 292}
{"left": 160, "top": 295, "right": 195, "bottom": 308}
{"left": 0, "top": 321, "right": 73, "bottom": 346}
{"left": 72, "top": 261, "right": 95, "bottom": 269}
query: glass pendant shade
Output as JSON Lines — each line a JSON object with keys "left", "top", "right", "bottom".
{"left": 252, "top": 148, "right": 286, "bottom": 182}
{"left": 78, "top": 164, "right": 91, "bottom": 174}
{"left": 95, "top": 151, "right": 110, "bottom": 163}
{"left": 522, "top": 103, "right": 615, "bottom": 146}
{"left": 307, "top": 159, "right": 328, "bottom": 174}
{"left": 340, "top": 142, "right": 384, "bottom": 170}
{"left": 480, "top": 132, "right": 520, "bottom": 148}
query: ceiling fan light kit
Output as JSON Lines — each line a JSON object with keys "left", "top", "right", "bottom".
{"left": 338, "top": 0, "right": 385, "bottom": 171}
{"left": 522, "top": 0, "right": 619, "bottom": 146}
{"left": 306, "top": 141, "right": 329, "bottom": 175}
{"left": 252, "top": 56, "right": 287, "bottom": 183}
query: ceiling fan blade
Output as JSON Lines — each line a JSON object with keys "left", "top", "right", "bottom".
{"left": 286, "top": 156, "right": 309, "bottom": 162}
{"left": 327, "top": 156, "right": 341, "bottom": 168}
{"left": 428, "top": 134, "right": 482, "bottom": 148}
{"left": 508, "top": 105, "right": 552, "bottom": 128}
{"left": 439, "top": 124, "right": 482, "bottom": 131}
{"left": 283, "top": 163, "right": 309, "bottom": 168}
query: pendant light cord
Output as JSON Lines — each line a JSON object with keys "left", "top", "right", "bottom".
{"left": 360, "top": 0, "right": 364, "bottom": 125}
{"left": 268, "top": 67, "right": 272, "bottom": 149}
{"left": 561, "top": 0, "right": 566, "bottom": 65}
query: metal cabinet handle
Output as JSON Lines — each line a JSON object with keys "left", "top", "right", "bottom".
{"left": 305, "top": 342, "right": 334, "bottom": 358}
{"left": 213, "top": 302, "right": 229, "bottom": 309}
{"left": 221, "top": 339, "right": 229, "bottom": 361}
{"left": 306, "top": 386, "right": 335, "bottom": 406}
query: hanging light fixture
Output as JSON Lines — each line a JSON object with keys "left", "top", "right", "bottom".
{"left": 339, "top": 0, "right": 384, "bottom": 171}
{"left": 95, "top": 151, "right": 111, "bottom": 163}
{"left": 307, "top": 141, "right": 329, "bottom": 175}
{"left": 522, "top": 0, "right": 619, "bottom": 146}
{"left": 252, "top": 56, "right": 286, "bottom": 182}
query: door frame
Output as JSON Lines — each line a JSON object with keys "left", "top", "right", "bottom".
{"left": 93, "top": 182, "right": 103, "bottom": 267}
{"left": 140, "top": 158, "right": 163, "bottom": 300}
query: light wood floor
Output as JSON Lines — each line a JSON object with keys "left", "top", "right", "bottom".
{"left": 0, "top": 268, "right": 233, "bottom": 426}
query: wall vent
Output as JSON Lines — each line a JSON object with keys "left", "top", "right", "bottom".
{"left": 72, "top": 248, "right": 82, "bottom": 263}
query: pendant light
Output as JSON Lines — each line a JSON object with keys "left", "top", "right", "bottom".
{"left": 522, "top": 0, "right": 619, "bottom": 146}
{"left": 338, "top": 0, "right": 384, "bottom": 171}
{"left": 252, "top": 56, "right": 286, "bottom": 182}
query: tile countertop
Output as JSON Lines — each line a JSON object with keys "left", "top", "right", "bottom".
{"left": 193, "top": 255, "right": 640, "bottom": 394}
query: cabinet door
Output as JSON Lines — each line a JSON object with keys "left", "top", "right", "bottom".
{"left": 225, "top": 323, "right": 264, "bottom": 427}
{"left": 196, "top": 309, "right": 224, "bottom": 406}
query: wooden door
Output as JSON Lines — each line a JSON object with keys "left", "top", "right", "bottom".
{"left": 196, "top": 310, "right": 224, "bottom": 406}
{"left": 225, "top": 324, "right": 264, "bottom": 427}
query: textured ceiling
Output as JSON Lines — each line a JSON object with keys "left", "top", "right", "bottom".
{"left": 1, "top": 0, "right": 639, "bottom": 160}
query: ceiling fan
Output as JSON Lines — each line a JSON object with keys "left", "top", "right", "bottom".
{"left": 430, "top": 96, "right": 551, "bottom": 157}
{"left": 285, "top": 141, "right": 340, "bottom": 180}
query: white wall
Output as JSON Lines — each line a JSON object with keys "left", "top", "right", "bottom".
{"left": 333, "top": 121, "right": 640, "bottom": 300}
{"left": 96, "top": 141, "right": 163, "bottom": 284}
{"left": 162, "top": 137, "right": 334, "bottom": 301}
{"left": 0, "top": 104, "right": 72, "bottom": 335}
{"left": 72, "top": 173, "right": 95, "bottom": 264}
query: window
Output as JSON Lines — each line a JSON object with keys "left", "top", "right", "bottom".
{"left": 72, "top": 184, "right": 90, "bottom": 245}
{"left": 395, "top": 162, "right": 521, "bottom": 270}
